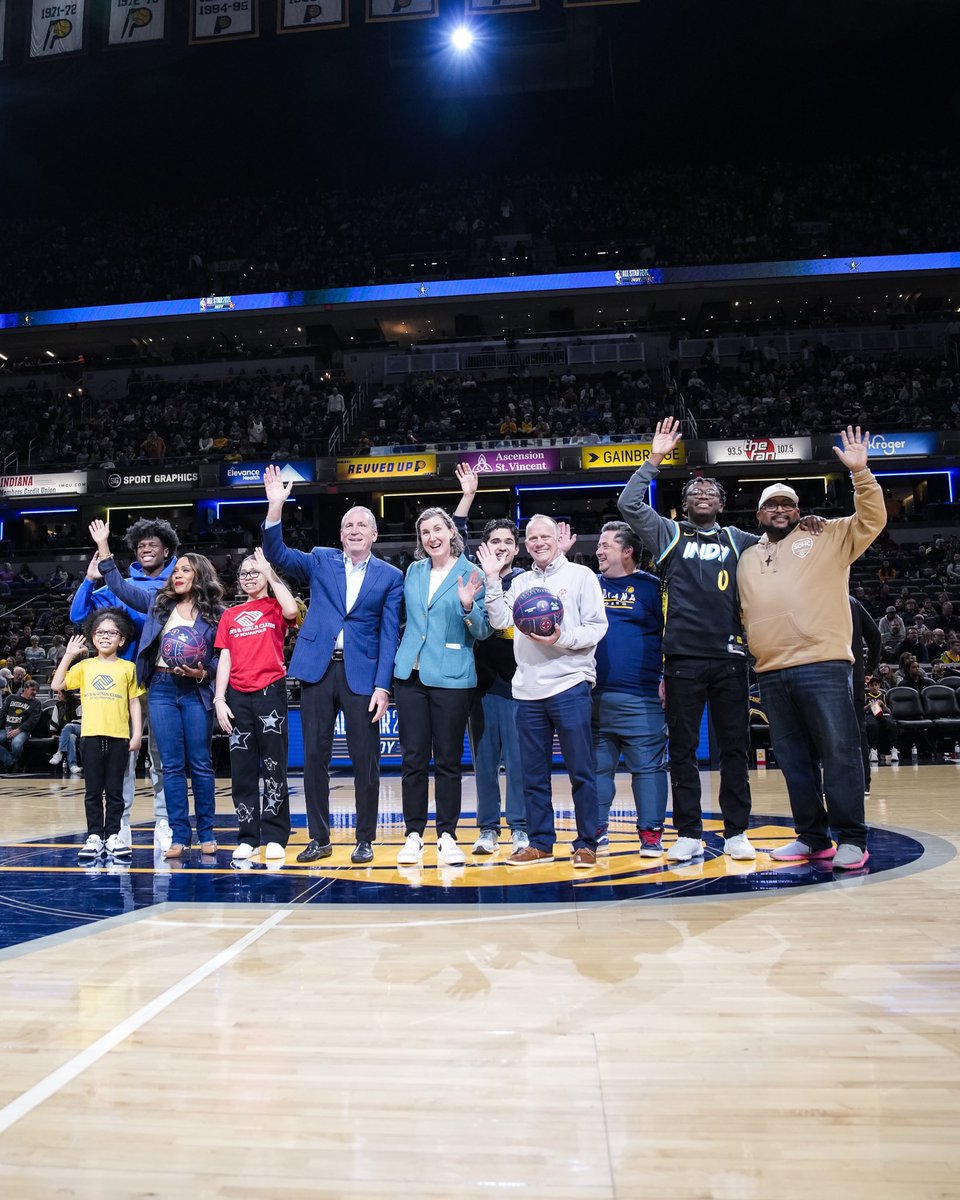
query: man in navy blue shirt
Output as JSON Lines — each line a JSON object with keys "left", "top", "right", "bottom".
{"left": 593, "top": 521, "right": 669, "bottom": 856}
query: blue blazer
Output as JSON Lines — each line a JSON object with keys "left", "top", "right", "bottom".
{"left": 262, "top": 522, "right": 403, "bottom": 695}
{"left": 394, "top": 554, "right": 491, "bottom": 688}
{"left": 98, "top": 559, "right": 220, "bottom": 711}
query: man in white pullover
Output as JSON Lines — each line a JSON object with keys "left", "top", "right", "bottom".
{"left": 479, "top": 515, "right": 608, "bottom": 867}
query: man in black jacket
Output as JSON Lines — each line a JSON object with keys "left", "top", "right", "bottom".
{"left": 0, "top": 680, "right": 43, "bottom": 772}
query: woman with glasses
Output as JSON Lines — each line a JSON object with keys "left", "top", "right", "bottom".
{"left": 88, "top": 520, "right": 224, "bottom": 858}
{"left": 213, "top": 548, "right": 300, "bottom": 863}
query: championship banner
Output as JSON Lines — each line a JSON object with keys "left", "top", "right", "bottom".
{"left": 337, "top": 454, "right": 437, "bottom": 481}
{"left": 563, "top": 0, "right": 642, "bottom": 6}
{"left": 0, "top": 471, "right": 88, "bottom": 498}
{"left": 108, "top": 0, "right": 166, "bottom": 45}
{"left": 278, "top": 0, "right": 347, "bottom": 31}
{"left": 581, "top": 443, "right": 686, "bottom": 471}
{"left": 0, "top": 0, "right": 7, "bottom": 65}
{"left": 30, "top": 0, "right": 86, "bottom": 58}
{"left": 365, "top": 0, "right": 437, "bottom": 24}
{"left": 190, "top": 0, "right": 258, "bottom": 43}
{"left": 467, "top": 0, "right": 538, "bottom": 10}
{"left": 459, "top": 448, "right": 562, "bottom": 474}
{"left": 707, "top": 437, "right": 811, "bottom": 465}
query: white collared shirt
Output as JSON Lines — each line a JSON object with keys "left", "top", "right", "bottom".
{"left": 336, "top": 554, "right": 370, "bottom": 650}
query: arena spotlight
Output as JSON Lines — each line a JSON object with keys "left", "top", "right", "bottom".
{"left": 450, "top": 25, "right": 474, "bottom": 52}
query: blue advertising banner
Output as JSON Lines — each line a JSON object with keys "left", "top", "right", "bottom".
{"left": 218, "top": 460, "right": 316, "bottom": 487}
{"left": 835, "top": 432, "right": 941, "bottom": 458}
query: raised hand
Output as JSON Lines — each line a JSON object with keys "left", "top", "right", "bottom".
{"left": 263, "top": 463, "right": 293, "bottom": 504}
{"left": 89, "top": 519, "right": 111, "bottom": 555}
{"left": 252, "top": 545, "right": 276, "bottom": 582}
{"left": 457, "top": 568, "right": 484, "bottom": 612}
{"left": 64, "top": 633, "right": 88, "bottom": 660}
{"left": 455, "top": 462, "right": 479, "bottom": 499}
{"left": 650, "top": 416, "right": 683, "bottom": 463}
{"left": 475, "top": 541, "right": 501, "bottom": 580}
{"left": 557, "top": 520, "right": 577, "bottom": 556}
{"left": 85, "top": 552, "right": 103, "bottom": 583}
{"left": 833, "top": 425, "right": 870, "bottom": 473}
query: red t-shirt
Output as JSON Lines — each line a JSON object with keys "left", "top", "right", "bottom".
{"left": 215, "top": 597, "right": 296, "bottom": 693}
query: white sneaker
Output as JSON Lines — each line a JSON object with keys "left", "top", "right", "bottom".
{"left": 869, "top": 749, "right": 878, "bottom": 764}
{"left": 472, "top": 829, "right": 499, "bottom": 856}
{"left": 117, "top": 818, "right": 132, "bottom": 849}
{"left": 891, "top": 748, "right": 900, "bottom": 763}
{"left": 78, "top": 834, "right": 104, "bottom": 862}
{"left": 264, "top": 842, "right": 286, "bottom": 859}
{"left": 69, "top": 765, "right": 83, "bottom": 775}
{"left": 397, "top": 831, "right": 424, "bottom": 865}
{"left": 49, "top": 750, "right": 63, "bottom": 765}
{"left": 723, "top": 833, "right": 757, "bottom": 861}
{"left": 438, "top": 832, "right": 466, "bottom": 866}
{"left": 232, "top": 842, "right": 257, "bottom": 860}
{"left": 154, "top": 819, "right": 173, "bottom": 854}
{"left": 667, "top": 836, "right": 704, "bottom": 862}
{"left": 511, "top": 829, "right": 530, "bottom": 853}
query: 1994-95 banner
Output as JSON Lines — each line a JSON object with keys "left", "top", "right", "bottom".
{"left": 279, "top": 0, "right": 347, "bottom": 30}
{"left": 191, "top": 0, "right": 258, "bottom": 42}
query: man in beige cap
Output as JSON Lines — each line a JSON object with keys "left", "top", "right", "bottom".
{"left": 737, "top": 427, "right": 886, "bottom": 871}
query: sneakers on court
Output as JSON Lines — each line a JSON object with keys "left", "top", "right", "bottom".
{"left": 770, "top": 839, "right": 835, "bottom": 862}
{"left": 49, "top": 750, "right": 63, "bottom": 766}
{"left": 264, "top": 842, "right": 286, "bottom": 860}
{"left": 117, "top": 818, "right": 132, "bottom": 849}
{"left": 78, "top": 834, "right": 104, "bottom": 862}
{"left": 472, "top": 828, "right": 499, "bottom": 856}
{"left": 667, "top": 836, "right": 704, "bottom": 862}
{"left": 723, "top": 833, "right": 757, "bottom": 861}
{"left": 438, "top": 833, "right": 466, "bottom": 866}
{"left": 105, "top": 833, "right": 131, "bottom": 862}
{"left": 69, "top": 765, "right": 83, "bottom": 775}
{"left": 596, "top": 832, "right": 610, "bottom": 854}
{"left": 397, "top": 832, "right": 424, "bottom": 865}
{"left": 638, "top": 829, "right": 664, "bottom": 857}
{"left": 154, "top": 819, "right": 173, "bottom": 854}
{"left": 505, "top": 845, "right": 554, "bottom": 867}
{"left": 510, "top": 829, "right": 530, "bottom": 854}
{"left": 232, "top": 842, "right": 258, "bottom": 861}
{"left": 833, "top": 843, "right": 870, "bottom": 870}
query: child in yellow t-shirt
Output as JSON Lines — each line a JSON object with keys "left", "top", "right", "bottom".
{"left": 51, "top": 609, "right": 145, "bottom": 864}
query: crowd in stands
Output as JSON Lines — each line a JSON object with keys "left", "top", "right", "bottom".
{"left": 2, "top": 152, "right": 959, "bottom": 314}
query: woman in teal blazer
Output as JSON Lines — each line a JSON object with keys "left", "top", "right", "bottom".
{"left": 394, "top": 507, "right": 490, "bottom": 867}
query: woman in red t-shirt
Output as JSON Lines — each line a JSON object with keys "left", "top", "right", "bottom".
{"left": 214, "top": 547, "right": 300, "bottom": 862}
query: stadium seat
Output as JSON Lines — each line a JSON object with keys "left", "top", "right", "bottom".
{"left": 921, "top": 686, "right": 960, "bottom": 753}
{"left": 885, "top": 686, "right": 934, "bottom": 758}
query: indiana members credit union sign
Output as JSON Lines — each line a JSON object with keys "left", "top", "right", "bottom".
{"left": 707, "top": 437, "right": 812, "bottom": 464}
{"left": 0, "top": 471, "right": 88, "bottom": 498}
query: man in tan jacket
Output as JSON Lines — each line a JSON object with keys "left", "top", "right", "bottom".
{"left": 738, "top": 426, "right": 886, "bottom": 871}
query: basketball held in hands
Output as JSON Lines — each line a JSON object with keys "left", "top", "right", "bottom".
{"left": 160, "top": 626, "right": 207, "bottom": 670}
{"left": 512, "top": 587, "right": 564, "bottom": 637}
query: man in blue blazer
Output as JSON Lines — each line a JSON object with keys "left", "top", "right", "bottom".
{"left": 261, "top": 465, "right": 403, "bottom": 864}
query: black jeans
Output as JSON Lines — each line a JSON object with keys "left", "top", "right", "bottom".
{"left": 81, "top": 735, "right": 128, "bottom": 840}
{"left": 663, "top": 656, "right": 752, "bottom": 839}
{"left": 301, "top": 661, "right": 382, "bottom": 845}
{"left": 226, "top": 678, "right": 291, "bottom": 848}
{"left": 394, "top": 671, "right": 472, "bottom": 840}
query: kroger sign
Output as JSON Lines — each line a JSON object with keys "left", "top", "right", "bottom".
{"left": 836, "top": 432, "right": 940, "bottom": 458}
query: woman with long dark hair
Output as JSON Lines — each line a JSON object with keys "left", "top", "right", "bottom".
{"left": 89, "top": 520, "right": 224, "bottom": 858}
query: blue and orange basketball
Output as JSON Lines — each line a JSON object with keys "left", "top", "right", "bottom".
{"left": 160, "top": 626, "right": 207, "bottom": 670}
{"left": 512, "top": 586, "right": 564, "bottom": 637}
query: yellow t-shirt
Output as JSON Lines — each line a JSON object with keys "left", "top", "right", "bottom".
{"left": 63, "top": 657, "right": 145, "bottom": 740}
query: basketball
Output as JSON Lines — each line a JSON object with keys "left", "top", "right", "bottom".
{"left": 512, "top": 586, "right": 564, "bottom": 637}
{"left": 160, "top": 626, "right": 207, "bottom": 670}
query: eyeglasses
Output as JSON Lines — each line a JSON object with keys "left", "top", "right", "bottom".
{"left": 238, "top": 570, "right": 262, "bottom": 579}
{"left": 93, "top": 628, "right": 121, "bottom": 638}
{"left": 760, "top": 501, "right": 798, "bottom": 512}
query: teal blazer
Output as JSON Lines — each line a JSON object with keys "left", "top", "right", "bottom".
{"left": 394, "top": 554, "right": 491, "bottom": 688}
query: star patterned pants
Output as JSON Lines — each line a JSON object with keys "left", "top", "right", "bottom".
{"left": 226, "top": 677, "right": 291, "bottom": 848}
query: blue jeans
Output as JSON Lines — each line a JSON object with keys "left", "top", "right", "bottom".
{"left": 758, "top": 661, "right": 867, "bottom": 850}
{"left": 0, "top": 731, "right": 28, "bottom": 767}
{"left": 59, "top": 722, "right": 81, "bottom": 769}
{"left": 148, "top": 674, "right": 215, "bottom": 847}
{"left": 592, "top": 690, "right": 669, "bottom": 831}
{"left": 471, "top": 690, "right": 526, "bottom": 833}
{"left": 516, "top": 681, "right": 598, "bottom": 853}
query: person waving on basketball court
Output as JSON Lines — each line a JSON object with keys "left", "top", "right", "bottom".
{"left": 90, "top": 520, "right": 224, "bottom": 860}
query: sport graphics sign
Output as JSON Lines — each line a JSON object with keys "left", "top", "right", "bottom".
{"left": 707, "top": 437, "right": 811, "bottom": 464}
{"left": 581, "top": 443, "right": 686, "bottom": 470}
{"left": 841, "top": 432, "right": 939, "bottom": 458}
{"left": 0, "top": 471, "right": 88, "bottom": 498}
{"left": 336, "top": 454, "right": 437, "bottom": 481}
{"left": 459, "top": 448, "right": 563, "bottom": 474}
{"left": 106, "top": 469, "right": 199, "bottom": 490}
{"left": 219, "top": 461, "right": 316, "bottom": 487}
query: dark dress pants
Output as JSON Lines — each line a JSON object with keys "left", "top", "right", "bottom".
{"left": 394, "top": 671, "right": 472, "bottom": 840}
{"left": 301, "top": 660, "right": 382, "bottom": 845}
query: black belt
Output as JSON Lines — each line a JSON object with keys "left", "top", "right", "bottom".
{"left": 331, "top": 650, "right": 344, "bottom": 662}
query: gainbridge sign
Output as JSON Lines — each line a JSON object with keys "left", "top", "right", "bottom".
{"left": 581, "top": 443, "right": 686, "bottom": 470}
{"left": 336, "top": 454, "right": 437, "bottom": 481}
{"left": 707, "top": 437, "right": 812, "bottom": 464}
